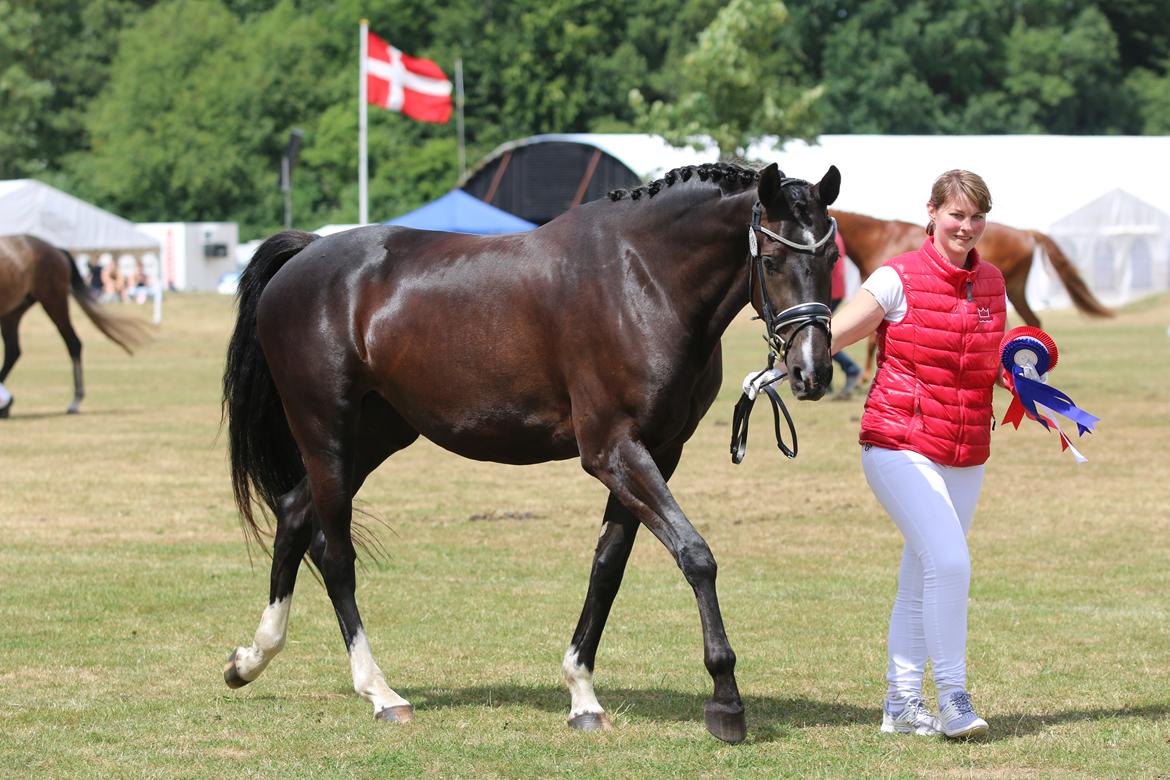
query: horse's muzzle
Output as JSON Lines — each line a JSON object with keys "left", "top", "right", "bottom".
{"left": 784, "top": 329, "right": 833, "bottom": 400}
{"left": 787, "top": 360, "right": 832, "bottom": 400}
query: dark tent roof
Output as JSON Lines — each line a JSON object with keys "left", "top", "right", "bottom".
{"left": 386, "top": 189, "right": 536, "bottom": 234}
{"left": 460, "top": 136, "right": 644, "bottom": 225}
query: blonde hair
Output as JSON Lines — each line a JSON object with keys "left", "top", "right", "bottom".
{"left": 926, "top": 170, "right": 992, "bottom": 235}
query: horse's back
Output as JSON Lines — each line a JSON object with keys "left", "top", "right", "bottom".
{"left": 0, "top": 234, "right": 66, "bottom": 314}
{"left": 256, "top": 224, "right": 584, "bottom": 463}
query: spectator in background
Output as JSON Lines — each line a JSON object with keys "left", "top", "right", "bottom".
{"left": 830, "top": 231, "right": 862, "bottom": 400}
{"left": 100, "top": 255, "right": 125, "bottom": 303}
{"left": 86, "top": 256, "right": 104, "bottom": 297}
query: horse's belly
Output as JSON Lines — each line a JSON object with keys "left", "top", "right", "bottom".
{"left": 379, "top": 382, "right": 579, "bottom": 465}
{"left": 414, "top": 410, "right": 579, "bottom": 465}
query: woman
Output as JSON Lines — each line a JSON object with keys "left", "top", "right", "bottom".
{"left": 830, "top": 170, "right": 1006, "bottom": 739}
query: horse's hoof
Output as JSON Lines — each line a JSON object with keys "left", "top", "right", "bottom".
{"left": 66, "top": 406, "right": 80, "bottom": 415}
{"left": 0, "top": 401, "right": 11, "bottom": 419}
{"left": 223, "top": 649, "right": 252, "bottom": 689}
{"left": 374, "top": 704, "right": 415, "bottom": 724}
{"left": 704, "top": 701, "right": 747, "bottom": 744}
{"left": 567, "top": 712, "right": 612, "bottom": 732}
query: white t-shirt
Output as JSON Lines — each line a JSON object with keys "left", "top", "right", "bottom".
{"left": 860, "top": 266, "right": 907, "bottom": 323}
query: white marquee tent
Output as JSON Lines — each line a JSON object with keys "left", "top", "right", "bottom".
{"left": 1043, "top": 189, "right": 1170, "bottom": 309}
{"left": 0, "top": 179, "right": 159, "bottom": 255}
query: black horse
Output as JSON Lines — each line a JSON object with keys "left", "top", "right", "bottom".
{"left": 222, "top": 162, "right": 841, "bottom": 743}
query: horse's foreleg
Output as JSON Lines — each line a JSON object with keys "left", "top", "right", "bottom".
{"left": 0, "top": 302, "right": 33, "bottom": 418}
{"left": 563, "top": 496, "right": 639, "bottom": 732}
{"left": 580, "top": 433, "right": 745, "bottom": 743}
{"left": 224, "top": 479, "right": 315, "bottom": 688}
{"left": 564, "top": 444, "right": 682, "bottom": 732}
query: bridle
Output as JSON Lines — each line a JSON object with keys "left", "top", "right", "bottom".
{"left": 747, "top": 198, "right": 836, "bottom": 362}
{"left": 729, "top": 190, "right": 837, "bottom": 465}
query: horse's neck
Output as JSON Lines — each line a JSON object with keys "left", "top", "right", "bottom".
{"left": 638, "top": 190, "right": 752, "bottom": 349}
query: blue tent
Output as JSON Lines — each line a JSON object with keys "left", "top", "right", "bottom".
{"left": 386, "top": 189, "right": 536, "bottom": 234}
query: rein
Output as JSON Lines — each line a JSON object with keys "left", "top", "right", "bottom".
{"left": 731, "top": 195, "right": 836, "bottom": 464}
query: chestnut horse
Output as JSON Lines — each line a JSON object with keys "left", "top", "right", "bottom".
{"left": 830, "top": 210, "right": 1113, "bottom": 381}
{"left": 221, "top": 162, "right": 841, "bottom": 743}
{"left": 0, "top": 235, "right": 149, "bottom": 417}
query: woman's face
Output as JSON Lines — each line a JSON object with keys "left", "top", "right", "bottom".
{"left": 928, "top": 194, "right": 987, "bottom": 265}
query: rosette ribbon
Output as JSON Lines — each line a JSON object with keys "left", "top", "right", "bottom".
{"left": 1000, "top": 326, "right": 1099, "bottom": 462}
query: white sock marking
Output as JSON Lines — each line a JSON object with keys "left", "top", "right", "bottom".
{"left": 562, "top": 647, "right": 604, "bottom": 717}
{"left": 349, "top": 628, "right": 409, "bottom": 713}
{"left": 234, "top": 596, "right": 292, "bottom": 680}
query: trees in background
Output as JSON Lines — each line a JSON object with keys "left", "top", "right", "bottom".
{"left": 2, "top": 0, "right": 1168, "bottom": 238}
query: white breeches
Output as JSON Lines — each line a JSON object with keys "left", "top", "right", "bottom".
{"left": 862, "top": 446, "right": 984, "bottom": 706}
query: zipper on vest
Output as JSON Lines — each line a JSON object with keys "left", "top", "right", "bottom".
{"left": 966, "top": 279, "right": 973, "bottom": 302}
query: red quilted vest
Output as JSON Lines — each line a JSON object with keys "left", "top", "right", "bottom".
{"left": 859, "top": 239, "right": 1006, "bottom": 467}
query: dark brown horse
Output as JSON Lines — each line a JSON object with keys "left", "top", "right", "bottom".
{"left": 221, "top": 162, "right": 841, "bottom": 743}
{"left": 0, "top": 235, "right": 150, "bottom": 417}
{"left": 830, "top": 210, "right": 1113, "bottom": 381}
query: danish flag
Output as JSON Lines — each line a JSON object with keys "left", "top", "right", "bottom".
{"left": 365, "top": 31, "right": 452, "bottom": 123}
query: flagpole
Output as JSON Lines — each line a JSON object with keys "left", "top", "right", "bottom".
{"left": 358, "top": 19, "right": 369, "bottom": 224}
{"left": 455, "top": 57, "right": 466, "bottom": 179}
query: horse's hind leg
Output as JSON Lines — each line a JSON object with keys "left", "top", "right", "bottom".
{"left": 562, "top": 445, "right": 682, "bottom": 732}
{"left": 1006, "top": 273, "right": 1042, "bottom": 328}
{"left": 0, "top": 300, "right": 34, "bottom": 418}
{"left": 39, "top": 293, "right": 85, "bottom": 413}
{"left": 225, "top": 392, "right": 419, "bottom": 718}
{"left": 224, "top": 478, "right": 315, "bottom": 688}
{"left": 284, "top": 389, "right": 418, "bottom": 722}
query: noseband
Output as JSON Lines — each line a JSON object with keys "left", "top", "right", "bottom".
{"left": 747, "top": 199, "right": 836, "bottom": 361}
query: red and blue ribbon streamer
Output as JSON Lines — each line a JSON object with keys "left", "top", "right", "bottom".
{"left": 1000, "top": 327, "right": 1099, "bottom": 461}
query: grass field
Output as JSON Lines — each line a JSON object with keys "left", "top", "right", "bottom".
{"left": 2, "top": 289, "right": 1168, "bottom": 778}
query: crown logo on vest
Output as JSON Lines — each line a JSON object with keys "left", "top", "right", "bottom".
{"left": 977, "top": 306, "right": 991, "bottom": 322}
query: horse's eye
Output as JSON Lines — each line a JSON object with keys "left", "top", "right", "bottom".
{"left": 761, "top": 255, "right": 781, "bottom": 272}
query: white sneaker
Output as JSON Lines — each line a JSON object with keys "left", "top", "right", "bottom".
{"left": 938, "top": 691, "right": 989, "bottom": 739}
{"left": 880, "top": 695, "right": 942, "bottom": 736}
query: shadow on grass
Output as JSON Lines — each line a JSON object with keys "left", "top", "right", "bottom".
{"left": 1, "top": 407, "right": 142, "bottom": 421}
{"left": 987, "top": 703, "right": 1170, "bottom": 741}
{"left": 400, "top": 683, "right": 873, "bottom": 743}
{"left": 226, "top": 681, "right": 1170, "bottom": 744}
{"left": 396, "top": 684, "right": 1170, "bottom": 743}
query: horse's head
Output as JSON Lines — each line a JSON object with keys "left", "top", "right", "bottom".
{"left": 750, "top": 163, "right": 841, "bottom": 400}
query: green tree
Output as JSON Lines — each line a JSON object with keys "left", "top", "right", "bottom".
{"left": 1126, "top": 64, "right": 1170, "bottom": 133}
{"left": 0, "top": 2, "right": 54, "bottom": 177}
{"left": 820, "top": 0, "right": 1133, "bottom": 134}
{"left": 632, "top": 0, "right": 822, "bottom": 157}
{"left": 998, "top": 5, "right": 1129, "bottom": 133}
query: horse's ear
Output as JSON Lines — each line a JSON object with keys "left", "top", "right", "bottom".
{"left": 814, "top": 165, "right": 841, "bottom": 207}
{"left": 758, "top": 163, "right": 782, "bottom": 205}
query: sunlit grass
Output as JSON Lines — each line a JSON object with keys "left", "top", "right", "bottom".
{"left": 1, "top": 291, "right": 1168, "bottom": 777}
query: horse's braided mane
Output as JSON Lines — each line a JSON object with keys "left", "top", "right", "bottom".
{"left": 608, "top": 162, "right": 760, "bottom": 202}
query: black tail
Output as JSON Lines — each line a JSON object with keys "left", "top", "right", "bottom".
{"left": 222, "top": 230, "right": 319, "bottom": 549}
